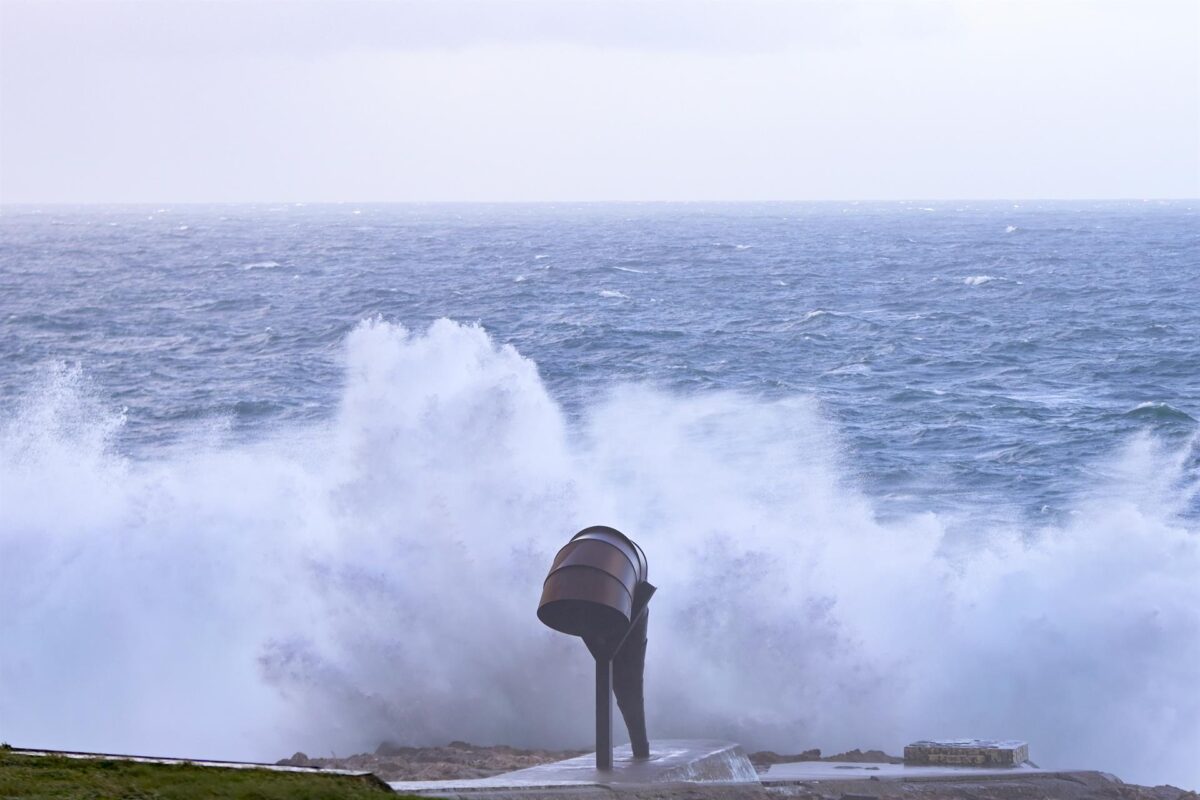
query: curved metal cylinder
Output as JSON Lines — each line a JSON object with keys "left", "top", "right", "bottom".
{"left": 537, "top": 526, "right": 648, "bottom": 639}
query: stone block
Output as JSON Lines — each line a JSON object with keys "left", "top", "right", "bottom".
{"left": 904, "top": 739, "right": 1029, "bottom": 767}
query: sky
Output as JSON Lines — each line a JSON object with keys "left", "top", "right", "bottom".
{"left": 0, "top": 0, "right": 1197, "bottom": 203}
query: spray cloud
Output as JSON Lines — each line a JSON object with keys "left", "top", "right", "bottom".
{"left": 0, "top": 319, "right": 1196, "bottom": 788}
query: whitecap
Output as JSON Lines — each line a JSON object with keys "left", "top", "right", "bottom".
{"left": 1005, "top": 225, "right": 1018, "bottom": 234}
{"left": 799, "top": 309, "right": 849, "bottom": 323}
{"left": 243, "top": 261, "right": 281, "bottom": 270}
{"left": 534, "top": 254, "right": 550, "bottom": 260}
{"left": 599, "top": 290, "right": 628, "bottom": 299}
{"left": 612, "top": 266, "right": 647, "bottom": 274}
{"left": 964, "top": 275, "right": 999, "bottom": 286}
{"left": 825, "top": 362, "right": 872, "bottom": 375}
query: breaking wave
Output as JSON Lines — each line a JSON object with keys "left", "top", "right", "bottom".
{"left": 1, "top": 319, "right": 1197, "bottom": 788}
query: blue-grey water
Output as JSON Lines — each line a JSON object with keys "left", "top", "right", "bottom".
{"left": 1, "top": 202, "right": 1197, "bottom": 787}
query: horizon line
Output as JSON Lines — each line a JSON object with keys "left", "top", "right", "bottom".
{"left": 1, "top": 197, "right": 1196, "bottom": 208}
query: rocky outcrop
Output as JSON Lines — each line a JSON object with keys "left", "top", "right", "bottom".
{"left": 747, "top": 747, "right": 904, "bottom": 769}
{"left": 282, "top": 741, "right": 586, "bottom": 781}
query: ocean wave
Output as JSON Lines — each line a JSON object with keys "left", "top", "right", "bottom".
{"left": 611, "top": 266, "right": 648, "bottom": 274}
{"left": 795, "top": 309, "right": 854, "bottom": 325}
{"left": 964, "top": 275, "right": 1000, "bottom": 286}
{"left": 243, "top": 260, "right": 281, "bottom": 270}
{"left": 1, "top": 320, "right": 1197, "bottom": 788}
{"left": 1124, "top": 402, "right": 1197, "bottom": 424}
{"left": 598, "top": 289, "right": 628, "bottom": 299}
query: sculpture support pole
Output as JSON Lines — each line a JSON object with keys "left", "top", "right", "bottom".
{"left": 596, "top": 657, "right": 613, "bottom": 770}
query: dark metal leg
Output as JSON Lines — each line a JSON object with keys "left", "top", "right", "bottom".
{"left": 613, "top": 609, "right": 650, "bottom": 759}
{"left": 596, "top": 657, "right": 613, "bottom": 771}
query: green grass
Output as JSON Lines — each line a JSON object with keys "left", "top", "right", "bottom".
{"left": 0, "top": 750, "right": 409, "bottom": 800}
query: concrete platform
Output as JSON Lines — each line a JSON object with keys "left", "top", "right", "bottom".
{"left": 388, "top": 740, "right": 758, "bottom": 794}
{"left": 760, "top": 760, "right": 1047, "bottom": 784}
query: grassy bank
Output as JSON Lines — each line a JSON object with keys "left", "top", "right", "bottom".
{"left": 0, "top": 749, "right": 404, "bottom": 799}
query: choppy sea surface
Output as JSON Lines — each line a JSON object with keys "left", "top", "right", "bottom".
{"left": 1, "top": 203, "right": 1198, "bottom": 787}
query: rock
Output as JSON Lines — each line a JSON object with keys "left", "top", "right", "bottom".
{"left": 825, "top": 748, "right": 904, "bottom": 764}
{"left": 275, "top": 751, "right": 310, "bottom": 767}
{"left": 293, "top": 741, "right": 587, "bottom": 781}
{"left": 749, "top": 748, "right": 904, "bottom": 771}
{"left": 749, "top": 749, "right": 822, "bottom": 766}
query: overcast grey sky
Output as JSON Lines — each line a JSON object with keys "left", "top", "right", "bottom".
{"left": 1, "top": 0, "right": 1197, "bottom": 202}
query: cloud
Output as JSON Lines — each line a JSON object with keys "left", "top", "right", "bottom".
{"left": 2, "top": 0, "right": 950, "bottom": 61}
{"left": 1, "top": 0, "right": 1196, "bottom": 201}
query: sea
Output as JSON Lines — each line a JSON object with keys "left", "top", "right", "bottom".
{"left": 1, "top": 202, "right": 1197, "bottom": 788}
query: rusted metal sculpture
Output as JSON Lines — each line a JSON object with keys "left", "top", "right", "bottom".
{"left": 538, "top": 526, "right": 656, "bottom": 770}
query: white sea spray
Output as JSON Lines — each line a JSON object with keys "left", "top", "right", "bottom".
{"left": 0, "top": 319, "right": 1196, "bottom": 788}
